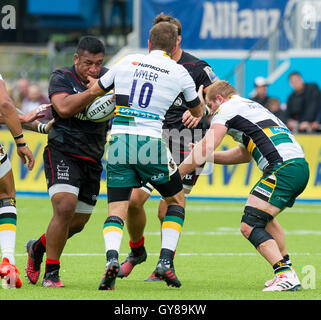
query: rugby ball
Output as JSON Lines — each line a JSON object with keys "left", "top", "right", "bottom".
{"left": 85, "top": 91, "right": 115, "bottom": 122}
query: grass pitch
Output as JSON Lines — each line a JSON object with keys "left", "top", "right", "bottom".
{"left": 1, "top": 197, "right": 321, "bottom": 301}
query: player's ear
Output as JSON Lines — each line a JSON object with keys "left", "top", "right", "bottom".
{"left": 148, "top": 40, "right": 152, "bottom": 52}
{"left": 171, "top": 43, "right": 177, "bottom": 56}
{"left": 74, "top": 53, "right": 79, "bottom": 65}
{"left": 177, "top": 35, "right": 182, "bottom": 46}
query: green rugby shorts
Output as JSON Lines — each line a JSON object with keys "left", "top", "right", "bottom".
{"left": 106, "top": 134, "right": 178, "bottom": 188}
{"left": 250, "top": 158, "right": 309, "bottom": 210}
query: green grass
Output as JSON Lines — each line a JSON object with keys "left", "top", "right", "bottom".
{"left": 1, "top": 198, "right": 321, "bottom": 300}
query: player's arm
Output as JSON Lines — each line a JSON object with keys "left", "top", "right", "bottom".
{"left": 0, "top": 79, "right": 35, "bottom": 170}
{"left": 182, "top": 85, "right": 211, "bottom": 128}
{"left": 213, "top": 145, "right": 252, "bottom": 164}
{"left": 51, "top": 90, "right": 97, "bottom": 119}
{"left": 178, "top": 123, "right": 227, "bottom": 177}
{"left": 183, "top": 84, "right": 206, "bottom": 119}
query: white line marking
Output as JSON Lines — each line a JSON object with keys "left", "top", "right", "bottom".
{"left": 15, "top": 252, "right": 321, "bottom": 257}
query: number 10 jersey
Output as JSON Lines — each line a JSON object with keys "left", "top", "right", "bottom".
{"left": 98, "top": 50, "right": 200, "bottom": 139}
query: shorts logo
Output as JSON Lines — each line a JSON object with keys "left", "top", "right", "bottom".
{"left": 254, "top": 186, "right": 271, "bottom": 197}
{"left": 151, "top": 173, "right": 164, "bottom": 181}
{"left": 184, "top": 174, "right": 193, "bottom": 181}
{"left": 57, "top": 161, "right": 70, "bottom": 181}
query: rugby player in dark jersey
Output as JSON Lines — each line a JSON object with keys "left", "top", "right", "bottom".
{"left": 25, "top": 36, "right": 109, "bottom": 287}
{"left": 118, "top": 13, "right": 218, "bottom": 280}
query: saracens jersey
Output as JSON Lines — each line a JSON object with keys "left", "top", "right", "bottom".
{"left": 163, "top": 51, "right": 217, "bottom": 131}
{"left": 48, "top": 65, "right": 109, "bottom": 162}
{"left": 98, "top": 50, "right": 200, "bottom": 139}
{"left": 211, "top": 95, "right": 305, "bottom": 172}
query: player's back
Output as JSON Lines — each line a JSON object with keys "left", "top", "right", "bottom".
{"left": 212, "top": 95, "right": 305, "bottom": 171}
{"left": 110, "top": 50, "right": 198, "bottom": 139}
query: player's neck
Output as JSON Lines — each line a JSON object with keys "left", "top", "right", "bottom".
{"left": 172, "top": 48, "right": 183, "bottom": 62}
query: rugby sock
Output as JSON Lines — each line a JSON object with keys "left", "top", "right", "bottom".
{"left": 283, "top": 254, "right": 292, "bottom": 266}
{"left": 0, "top": 198, "right": 17, "bottom": 265}
{"left": 161, "top": 205, "right": 184, "bottom": 260}
{"left": 129, "top": 236, "right": 145, "bottom": 257}
{"left": 45, "top": 258, "right": 60, "bottom": 274}
{"left": 103, "top": 216, "right": 124, "bottom": 262}
{"left": 273, "top": 258, "right": 292, "bottom": 275}
{"left": 33, "top": 233, "right": 46, "bottom": 260}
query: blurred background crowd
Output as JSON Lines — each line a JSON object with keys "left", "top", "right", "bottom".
{"left": 1, "top": 0, "right": 321, "bottom": 134}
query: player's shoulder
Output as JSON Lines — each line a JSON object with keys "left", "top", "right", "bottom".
{"left": 180, "top": 51, "right": 209, "bottom": 68}
{"left": 49, "top": 66, "right": 73, "bottom": 82}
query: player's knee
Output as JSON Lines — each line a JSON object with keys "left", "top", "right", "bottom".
{"left": 54, "top": 201, "right": 76, "bottom": 220}
{"left": 128, "top": 196, "right": 144, "bottom": 212}
{"left": 240, "top": 222, "right": 252, "bottom": 239}
{"left": 241, "top": 206, "right": 274, "bottom": 247}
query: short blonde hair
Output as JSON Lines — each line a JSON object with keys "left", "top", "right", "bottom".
{"left": 206, "top": 80, "right": 238, "bottom": 102}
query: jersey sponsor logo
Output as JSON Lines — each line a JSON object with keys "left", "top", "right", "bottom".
{"left": 269, "top": 127, "right": 291, "bottom": 135}
{"left": 116, "top": 106, "right": 160, "bottom": 120}
{"left": 203, "top": 66, "right": 217, "bottom": 82}
{"left": 136, "top": 63, "right": 170, "bottom": 74}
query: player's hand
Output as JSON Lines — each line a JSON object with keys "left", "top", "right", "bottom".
{"left": 20, "top": 104, "right": 51, "bottom": 123}
{"left": 198, "top": 84, "right": 205, "bottom": 105}
{"left": 17, "top": 145, "right": 35, "bottom": 171}
{"left": 44, "top": 119, "right": 55, "bottom": 133}
{"left": 86, "top": 76, "right": 97, "bottom": 89}
{"left": 182, "top": 110, "right": 202, "bottom": 128}
{"left": 188, "top": 142, "right": 195, "bottom": 151}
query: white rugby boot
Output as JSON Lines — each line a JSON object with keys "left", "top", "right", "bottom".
{"left": 263, "top": 271, "right": 301, "bottom": 292}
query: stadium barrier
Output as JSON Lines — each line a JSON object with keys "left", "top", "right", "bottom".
{"left": 0, "top": 131, "right": 320, "bottom": 201}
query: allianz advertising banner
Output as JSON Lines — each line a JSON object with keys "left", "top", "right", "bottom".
{"left": 0, "top": 132, "right": 320, "bottom": 201}
{"left": 140, "top": 0, "right": 313, "bottom": 50}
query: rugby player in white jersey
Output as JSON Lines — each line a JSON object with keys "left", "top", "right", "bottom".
{"left": 0, "top": 73, "right": 35, "bottom": 288}
{"left": 179, "top": 80, "right": 309, "bottom": 292}
{"left": 88, "top": 21, "right": 205, "bottom": 290}
{"left": 118, "top": 13, "right": 218, "bottom": 281}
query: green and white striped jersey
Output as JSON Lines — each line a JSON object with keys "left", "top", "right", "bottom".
{"left": 211, "top": 95, "right": 305, "bottom": 171}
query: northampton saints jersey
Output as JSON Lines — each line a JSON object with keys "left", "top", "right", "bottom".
{"left": 211, "top": 95, "right": 305, "bottom": 171}
{"left": 48, "top": 65, "right": 109, "bottom": 162}
{"left": 98, "top": 50, "right": 200, "bottom": 139}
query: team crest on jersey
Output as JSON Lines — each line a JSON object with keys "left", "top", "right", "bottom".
{"left": 203, "top": 66, "right": 217, "bottom": 82}
{"left": 174, "top": 97, "right": 182, "bottom": 107}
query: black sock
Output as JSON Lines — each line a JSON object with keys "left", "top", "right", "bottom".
{"left": 33, "top": 238, "right": 46, "bottom": 261}
{"left": 159, "top": 248, "right": 174, "bottom": 268}
{"left": 273, "top": 258, "right": 291, "bottom": 275}
{"left": 283, "top": 254, "right": 292, "bottom": 266}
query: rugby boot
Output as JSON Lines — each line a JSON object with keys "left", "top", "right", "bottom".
{"left": 42, "top": 269, "right": 65, "bottom": 287}
{"left": 25, "top": 239, "right": 43, "bottom": 284}
{"left": 98, "top": 260, "right": 119, "bottom": 290}
{"left": 263, "top": 271, "right": 301, "bottom": 292}
{"left": 154, "top": 261, "right": 181, "bottom": 288}
{"left": 0, "top": 258, "right": 22, "bottom": 289}
{"left": 118, "top": 249, "right": 147, "bottom": 278}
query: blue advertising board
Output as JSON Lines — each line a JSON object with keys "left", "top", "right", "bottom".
{"left": 140, "top": 0, "right": 291, "bottom": 49}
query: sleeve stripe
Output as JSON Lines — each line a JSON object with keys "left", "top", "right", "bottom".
{"left": 98, "top": 79, "right": 114, "bottom": 93}
{"left": 186, "top": 96, "right": 200, "bottom": 109}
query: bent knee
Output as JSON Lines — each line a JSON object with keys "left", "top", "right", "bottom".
{"left": 240, "top": 222, "right": 252, "bottom": 239}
